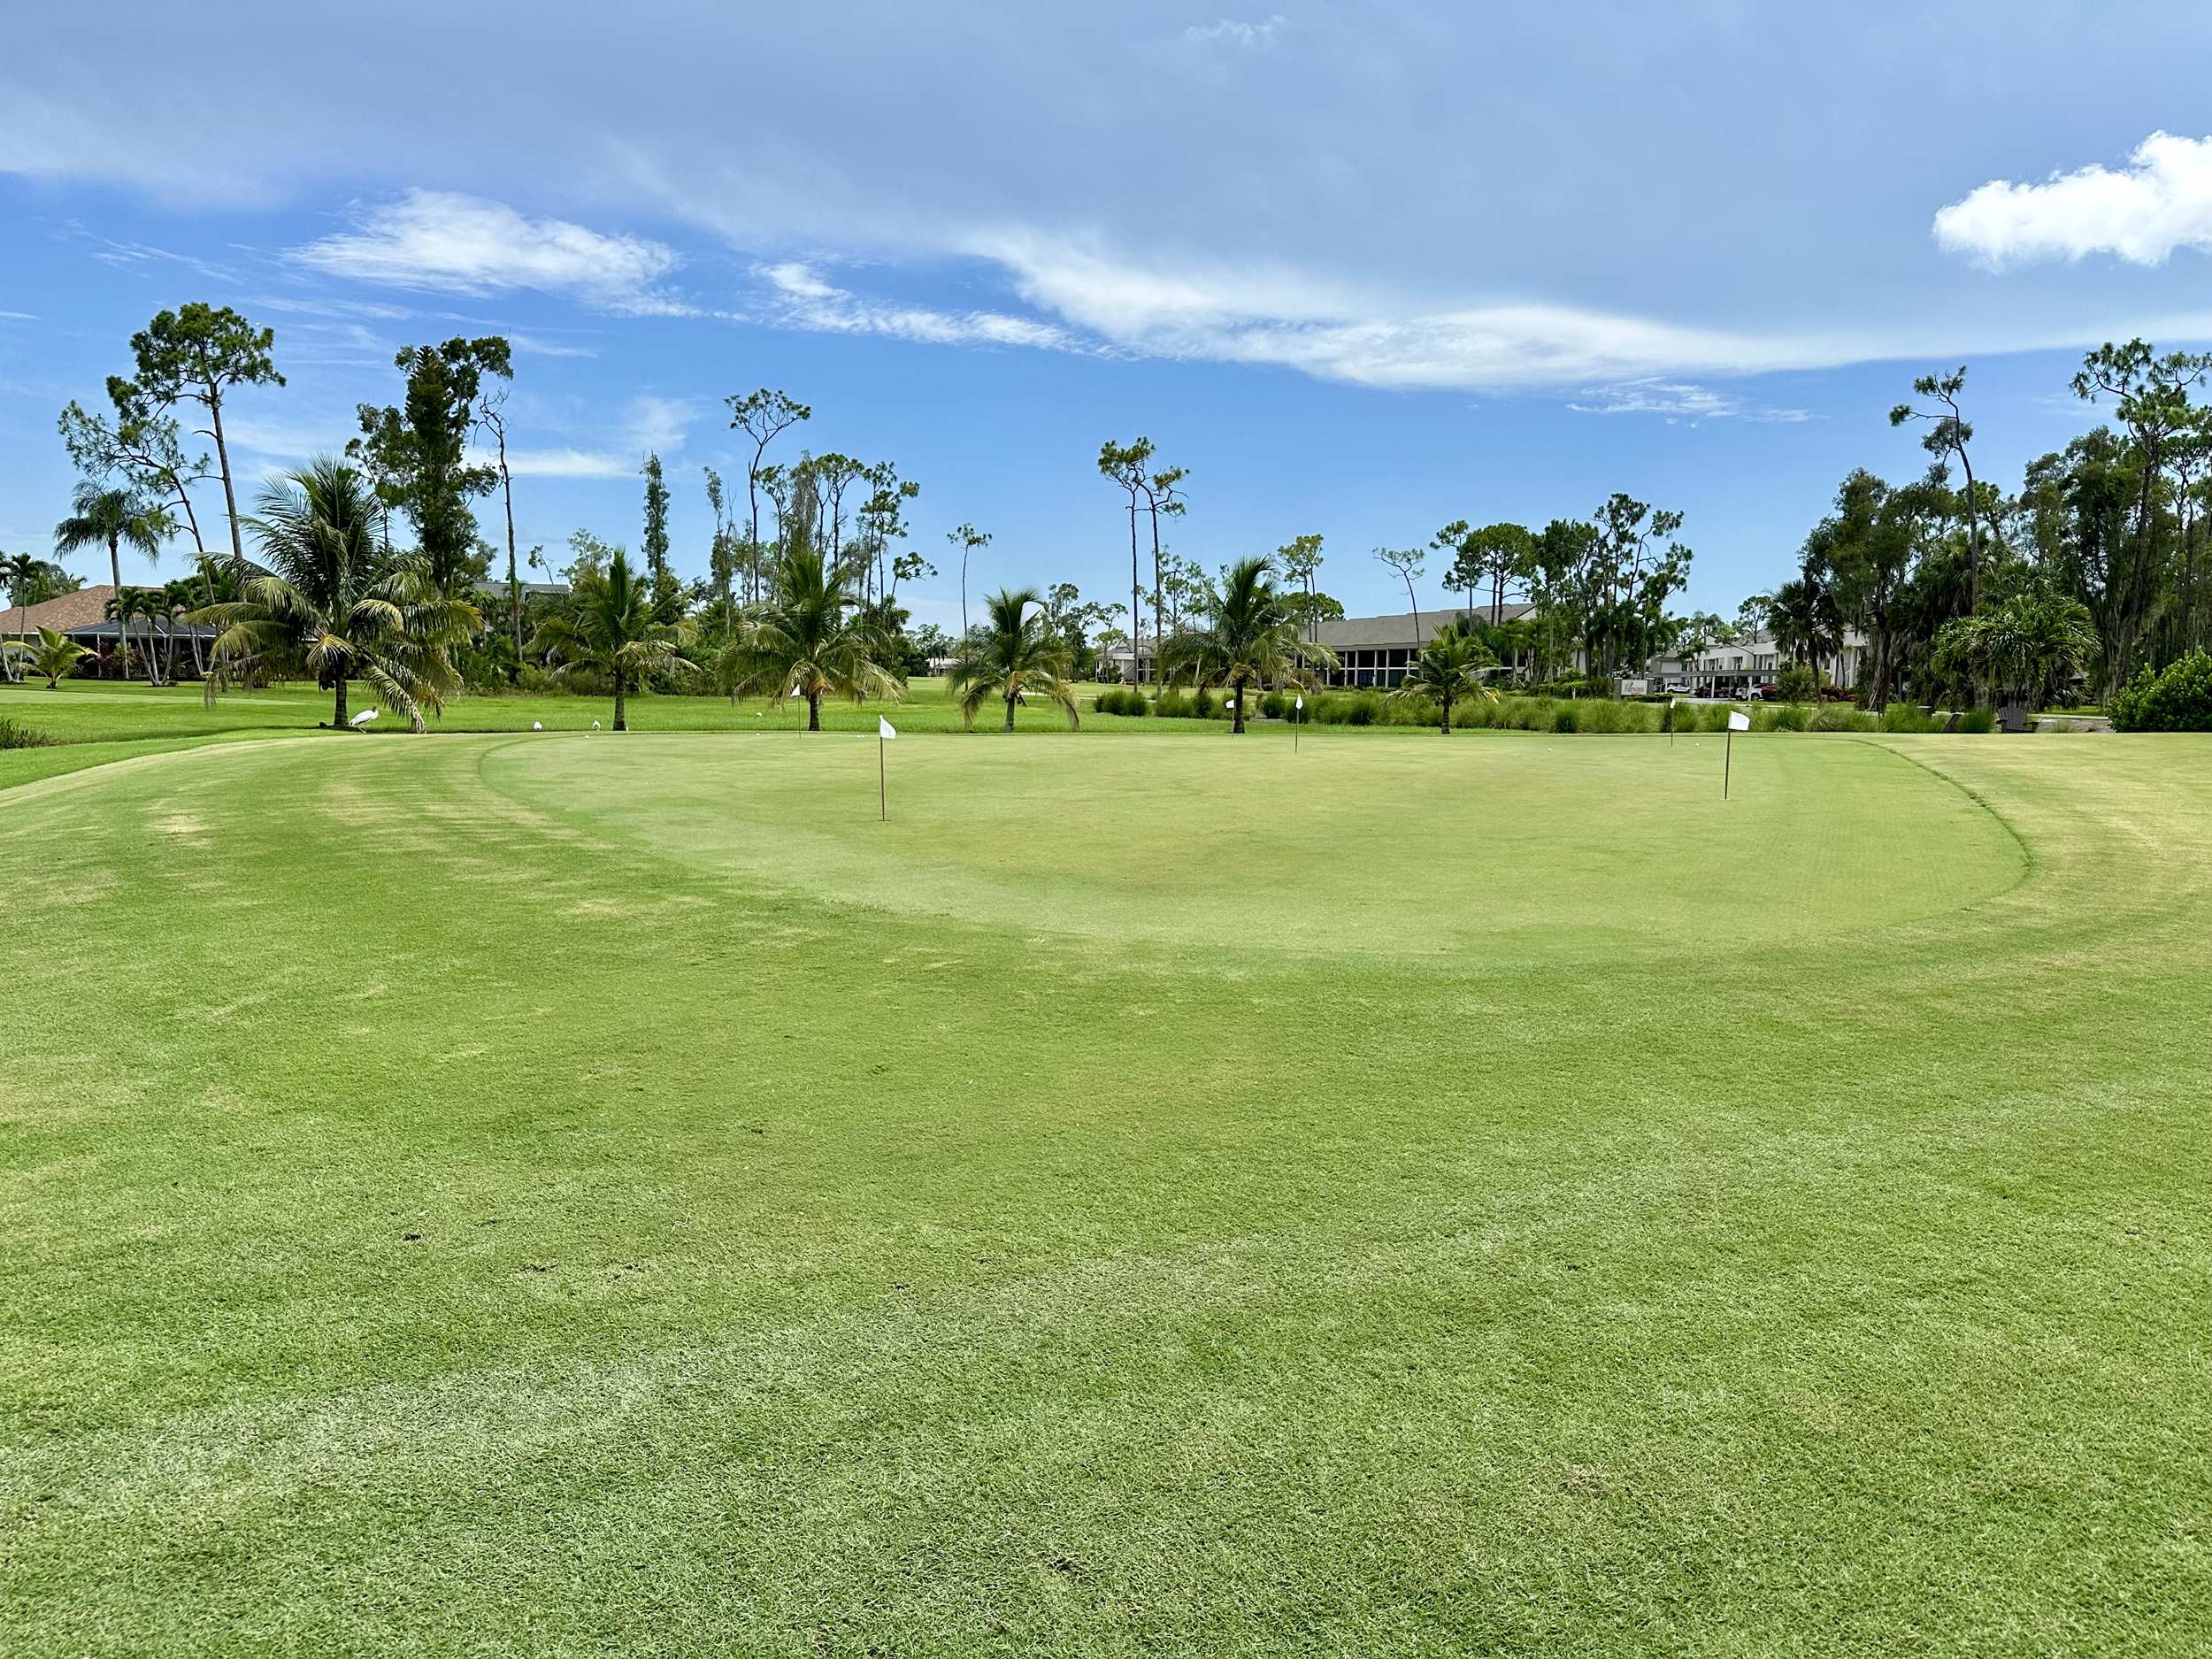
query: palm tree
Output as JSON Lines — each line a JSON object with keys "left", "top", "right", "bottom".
{"left": 160, "top": 576, "right": 204, "bottom": 680}
{"left": 55, "top": 484, "right": 172, "bottom": 676}
{"left": 1768, "top": 575, "right": 1840, "bottom": 677}
{"left": 948, "top": 588, "right": 1080, "bottom": 732}
{"left": 194, "top": 458, "right": 449, "bottom": 732}
{"left": 17, "top": 626, "right": 92, "bottom": 688}
{"left": 526, "top": 548, "right": 695, "bottom": 731}
{"left": 1394, "top": 630, "right": 1498, "bottom": 733}
{"left": 1932, "top": 591, "right": 2100, "bottom": 710}
{"left": 2, "top": 551, "right": 38, "bottom": 682}
{"left": 105, "top": 587, "right": 166, "bottom": 685}
{"left": 1156, "top": 555, "right": 1335, "bottom": 733}
{"left": 717, "top": 531, "right": 902, "bottom": 731}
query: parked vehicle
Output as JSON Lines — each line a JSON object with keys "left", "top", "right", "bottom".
{"left": 1742, "top": 685, "right": 1764, "bottom": 702}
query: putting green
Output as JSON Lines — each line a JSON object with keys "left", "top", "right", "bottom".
{"left": 4, "top": 730, "right": 2208, "bottom": 1657}
{"left": 482, "top": 731, "right": 2024, "bottom": 958}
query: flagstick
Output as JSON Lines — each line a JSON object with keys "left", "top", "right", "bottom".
{"left": 1724, "top": 726, "right": 1732, "bottom": 798}
{"left": 879, "top": 732, "right": 887, "bottom": 822}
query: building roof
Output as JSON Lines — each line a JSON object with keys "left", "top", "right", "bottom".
{"left": 480, "top": 579, "right": 572, "bottom": 598}
{"left": 4, "top": 585, "right": 115, "bottom": 635}
{"left": 1314, "top": 603, "right": 1537, "bottom": 650}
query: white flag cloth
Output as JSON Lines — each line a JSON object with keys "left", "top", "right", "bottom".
{"left": 1728, "top": 709, "right": 1751, "bottom": 731}
{"left": 879, "top": 716, "right": 897, "bottom": 741}
{"left": 1294, "top": 695, "right": 1304, "bottom": 710}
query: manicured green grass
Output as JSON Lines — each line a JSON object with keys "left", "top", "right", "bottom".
{"left": 4, "top": 733, "right": 2208, "bottom": 1655}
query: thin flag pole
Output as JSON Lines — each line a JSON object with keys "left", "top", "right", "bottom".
{"left": 1724, "top": 726, "right": 1732, "bottom": 798}
{"left": 879, "top": 731, "right": 887, "bottom": 821}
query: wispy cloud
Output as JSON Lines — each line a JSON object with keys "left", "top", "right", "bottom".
{"left": 1935, "top": 131, "right": 2212, "bottom": 268}
{"left": 1567, "top": 378, "right": 1810, "bottom": 425}
{"left": 290, "top": 189, "right": 687, "bottom": 314}
{"left": 1185, "top": 15, "right": 1288, "bottom": 50}
{"left": 59, "top": 220, "right": 240, "bottom": 283}
{"left": 222, "top": 411, "right": 365, "bottom": 463}
{"left": 495, "top": 394, "right": 699, "bottom": 478}
{"left": 0, "top": 310, "right": 35, "bottom": 321}
{"left": 749, "top": 260, "right": 1083, "bottom": 351}
{"left": 253, "top": 295, "right": 419, "bottom": 322}
{"left": 507, "top": 332, "right": 599, "bottom": 359}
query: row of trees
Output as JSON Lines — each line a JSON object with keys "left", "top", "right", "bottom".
{"left": 1749, "top": 347, "right": 2211, "bottom": 710}
{"left": 25, "top": 299, "right": 1154, "bottom": 718}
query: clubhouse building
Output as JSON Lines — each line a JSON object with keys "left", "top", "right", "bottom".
{"left": 1104, "top": 603, "right": 1537, "bottom": 689}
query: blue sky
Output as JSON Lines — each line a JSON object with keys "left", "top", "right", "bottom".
{"left": 8, "top": 2, "right": 2212, "bottom": 629}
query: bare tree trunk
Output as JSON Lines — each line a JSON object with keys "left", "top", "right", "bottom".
{"left": 498, "top": 428, "right": 521, "bottom": 676}
{"left": 807, "top": 689, "right": 821, "bottom": 732}
{"left": 208, "top": 388, "right": 246, "bottom": 573}
{"left": 1129, "top": 505, "right": 1141, "bottom": 683}
{"left": 1149, "top": 504, "right": 1164, "bottom": 660}
{"left": 614, "top": 672, "right": 627, "bottom": 733}
{"left": 333, "top": 674, "right": 349, "bottom": 729}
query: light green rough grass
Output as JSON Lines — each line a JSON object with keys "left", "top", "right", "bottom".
{"left": 3, "top": 734, "right": 2209, "bottom": 1656}
{"left": 0, "top": 677, "right": 1217, "bottom": 744}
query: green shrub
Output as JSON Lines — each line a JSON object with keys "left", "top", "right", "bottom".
{"left": 2109, "top": 650, "right": 2212, "bottom": 731}
{"left": 1758, "top": 703, "right": 1810, "bottom": 732}
{"left": 1307, "top": 691, "right": 1383, "bottom": 726}
{"left": 0, "top": 717, "right": 58, "bottom": 749}
{"left": 1958, "top": 708, "right": 1995, "bottom": 734}
{"left": 1878, "top": 703, "right": 1936, "bottom": 733}
{"left": 1094, "top": 687, "right": 1149, "bottom": 717}
{"left": 1775, "top": 664, "right": 1818, "bottom": 703}
{"left": 1809, "top": 703, "right": 1874, "bottom": 733}
{"left": 1258, "top": 689, "right": 1292, "bottom": 721}
{"left": 1551, "top": 703, "right": 1579, "bottom": 733}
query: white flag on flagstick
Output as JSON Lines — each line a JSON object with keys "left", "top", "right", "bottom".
{"left": 879, "top": 716, "right": 897, "bottom": 741}
{"left": 1728, "top": 710, "right": 1750, "bottom": 731}
{"left": 1294, "top": 695, "right": 1303, "bottom": 710}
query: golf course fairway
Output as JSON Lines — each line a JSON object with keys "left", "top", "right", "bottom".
{"left": 4, "top": 730, "right": 2207, "bottom": 1655}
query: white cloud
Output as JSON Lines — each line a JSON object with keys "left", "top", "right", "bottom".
{"left": 750, "top": 261, "right": 1082, "bottom": 352}
{"left": 507, "top": 332, "right": 598, "bottom": 359}
{"left": 500, "top": 448, "right": 636, "bottom": 480}
{"left": 222, "top": 412, "right": 364, "bottom": 463}
{"left": 1185, "top": 16, "right": 1288, "bottom": 50}
{"left": 1934, "top": 131, "right": 2212, "bottom": 267}
{"left": 290, "top": 190, "right": 687, "bottom": 313}
{"left": 496, "top": 394, "right": 698, "bottom": 478}
{"left": 959, "top": 234, "right": 1869, "bottom": 389}
{"left": 58, "top": 221, "right": 240, "bottom": 282}
{"left": 1567, "top": 378, "right": 1810, "bottom": 424}
{"left": 253, "top": 295, "right": 419, "bottom": 322}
